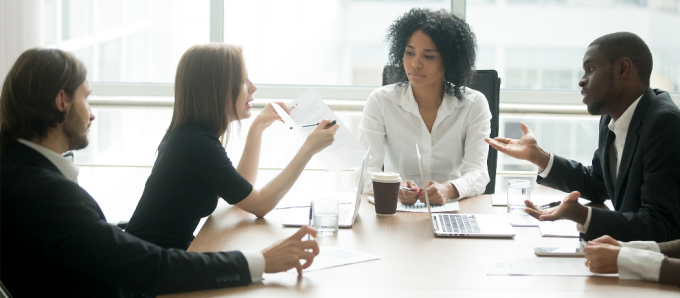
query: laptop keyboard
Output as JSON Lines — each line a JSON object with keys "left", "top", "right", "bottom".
{"left": 440, "top": 214, "right": 481, "bottom": 234}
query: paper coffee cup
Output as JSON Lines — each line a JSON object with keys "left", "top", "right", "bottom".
{"left": 372, "top": 172, "right": 401, "bottom": 215}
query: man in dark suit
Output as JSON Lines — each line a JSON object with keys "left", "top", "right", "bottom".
{"left": 486, "top": 32, "right": 680, "bottom": 242}
{"left": 0, "top": 48, "right": 319, "bottom": 297}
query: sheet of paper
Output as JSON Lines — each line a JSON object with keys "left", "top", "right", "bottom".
{"left": 272, "top": 90, "right": 367, "bottom": 171}
{"left": 506, "top": 212, "right": 540, "bottom": 227}
{"left": 397, "top": 200, "right": 460, "bottom": 213}
{"left": 367, "top": 196, "right": 460, "bottom": 213}
{"left": 275, "top": 192, "right": 355, "bottom": 209}
{"left": 539, "top": 220, "right": 580, "bottom": 238}
{"left": 479, "top": 257, "right": 617, "bottom": 277}
{"left": 287, "top": 246, "right": 380, "bottom": 274}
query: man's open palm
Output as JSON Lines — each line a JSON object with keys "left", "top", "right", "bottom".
{"left": 485, "top": 122, "right": 539, "bottom": 161}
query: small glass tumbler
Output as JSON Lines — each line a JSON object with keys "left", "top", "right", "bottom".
{"left": 312, "top": 199, "right": 339, "bottom": 236}
{"left": 507, "top": 180, "right": 531, "bottom": 213}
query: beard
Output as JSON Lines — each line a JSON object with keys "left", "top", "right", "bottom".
{"left": 63, "top": 105, "right": 89, "bottom": 151}
{"left": 586, "top": 70, "right": 616, "bottom": 116}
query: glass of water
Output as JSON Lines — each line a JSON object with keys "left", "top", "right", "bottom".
{"left": 507, "top": 180, "right": 531, "bottom": 213}
{"left": 312, "top": 199, "right": 339, "bottom": 236}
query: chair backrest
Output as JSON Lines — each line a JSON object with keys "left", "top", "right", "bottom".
{"left": 381, "top": 67, "right": 501, "bottom": 194}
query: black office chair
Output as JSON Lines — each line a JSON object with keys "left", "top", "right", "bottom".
{"left": 381, "top": 66, "right": 501, "bottom": 194}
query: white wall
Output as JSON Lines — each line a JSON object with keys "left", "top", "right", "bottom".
{"left": 0, "top": 0, "right": 44, "bottom": 81}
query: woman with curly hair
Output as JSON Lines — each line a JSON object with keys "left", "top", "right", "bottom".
{"left": 359, "top": 8, "right": 491, "bottom": 206}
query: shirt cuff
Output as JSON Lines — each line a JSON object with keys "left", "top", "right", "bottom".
{"left": 620, "top": 241, "right": 661, "bottom": 253}
{"left": 242, "top": 250, "right": 265, "bottom": 283}
{"left": 617, "top": 247, "right": 664, "bottom": 281}
{"left": 537, "top": 153, "right": 555, "bottom": 178}
{"left": 576, "top": 207, "right": 592, "bottom": 233}
{"left": 448, "top": 180, "right": 466, "bottom": 200}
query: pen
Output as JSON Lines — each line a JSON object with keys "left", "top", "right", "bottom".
{"left": 307, "top": 203, "right": 313, "bottom": 242}
{"left": 537, "top": 201, "right": 561, "bottom": 210}
{"left": 290, "top": 120, "right": 336, "bottom": 130}
{"left": 400, "top": 186, "right": 422, "bottom": 195}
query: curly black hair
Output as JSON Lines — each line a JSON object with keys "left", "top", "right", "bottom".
{"left": 386, "top": 8, "right": 477, "bottom": 100}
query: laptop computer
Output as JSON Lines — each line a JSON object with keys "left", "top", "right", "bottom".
{"left": 416, "top": 144, "right": 515, "bottom": 238}
{"left": 282, "top": 148, "right": 370, "bottom": 228}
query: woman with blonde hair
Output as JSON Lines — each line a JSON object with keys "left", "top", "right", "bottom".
{"left": 126, "top": 43, "right": 338, "bottom": 251}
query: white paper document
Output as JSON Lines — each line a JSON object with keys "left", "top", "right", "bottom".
{"left": 274, "top": 192, "right": 355, "bottom": 209}
{"left": 506, "top": 212, "right": 540, "bottom": 227}
{"left": 539, "top": 220, "right": 580, "bottom": 238}
{"left": 478, "top": 257, "right": 617, "bottom": 277}
{"left": 367, "top": 196, "right": 460, "bottom": 213}
{"left": 287, "top": 246, "right": 380, "bottom": 274}
{"left": 272, "top": 90, "right": 367, "bottom": 171}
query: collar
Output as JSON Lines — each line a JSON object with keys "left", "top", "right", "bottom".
{"left": 608, "top": 94, "right": 643, "bottom": 136}
{"left": 17, "top": 139, "right": 79, "bottom": 182}
{"left": 387, "top": 82, "right": 473, "bottom": 118}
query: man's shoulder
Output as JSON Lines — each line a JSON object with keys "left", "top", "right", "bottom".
{"left": 642, "top": 90, "right": 680, "bottom": 127}
{"left": 2, "top": 152, "right": 89, "bottom": 206}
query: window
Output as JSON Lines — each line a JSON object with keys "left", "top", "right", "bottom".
{"left": 467, "top": 0, "right": 680, "bottom": 92}
{"left": 44, "top": 0, "right": 210, "bottom": 83}
{"left": 224, "top": 0, "right": 452, "bottom": 86}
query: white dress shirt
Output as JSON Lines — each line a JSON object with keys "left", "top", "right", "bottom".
{"left": 17, "top": 139, "right": 267, "bottom": 282}
{"left": 18, "top": 139, "right": 80, "bottom": 182}
{"left": 539, "top": 95, "right": 642, "bottom": 233}
{"left": 359, "top": 83, "right": 492, "bottom": 199}
{"left": 618, "top": 241, "right": 663, "bottom": 281}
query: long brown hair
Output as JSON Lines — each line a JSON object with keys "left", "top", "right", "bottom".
{"left": 168, "top": 43, "right": 245, "bottom": 144}
{"left": 0, "top": 48, "right": 86, "bottom": 153}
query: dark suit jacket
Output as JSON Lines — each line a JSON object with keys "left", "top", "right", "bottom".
{"left": 1, "top": 142, "right": 252, "bottom": 297}
{"left": 537, "top": 88, "right": 680, "bottom": 242}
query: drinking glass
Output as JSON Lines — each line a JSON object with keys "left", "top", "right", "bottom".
{"left": 312, "top": 199, "right": 339, "bottom": 236}
{"left": 507, "top": 180, "right": 531, "bottom": 213}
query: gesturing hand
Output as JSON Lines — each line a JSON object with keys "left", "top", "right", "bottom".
{"left": 302, "top": 118, "right": 339, "bottom": 155}
{"left": 524, "top": 191, "right": 589, "bottom": 225}
{"left": 583, "top": 244, "right": 621, "bottom": 274}
{"left": 399, "top": 180, "right": 420, "bottom": 205}
{"left": 254, "top": 102, "right": 288, "bottom": 130}
{"left": 261, "top": 226, "right": 320, "bottom": 275}
{"left": 485, "top": 122, "right": 550, "bottom": 170}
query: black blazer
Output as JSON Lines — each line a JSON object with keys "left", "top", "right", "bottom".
{"left": 537, "top": 88, "right": 680, "bottom": 242}
{"left": 0, "top": 142, "right": 252, "bottom": 297}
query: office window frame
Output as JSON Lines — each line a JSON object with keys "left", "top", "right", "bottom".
{"left": 85, "top": 0, "right": 680, "bottom": 175}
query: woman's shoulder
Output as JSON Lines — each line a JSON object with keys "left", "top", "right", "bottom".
{"left": 461, "top": 87, "right": 490, "bottom": 109}
{"left": 160, "top": 126, "right": 222, "bottom": 152}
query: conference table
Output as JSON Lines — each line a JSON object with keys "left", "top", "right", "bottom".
{"left": 160, "top": 194, "right": 679, "bottom": 297}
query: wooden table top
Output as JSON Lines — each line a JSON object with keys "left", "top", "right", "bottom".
{"left": 160, "top": 194, "right": 679, "bottom": 297}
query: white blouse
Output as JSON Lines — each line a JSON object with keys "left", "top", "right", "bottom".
{"left": 358, "top": 82, "right": 491, "bottom": 200}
